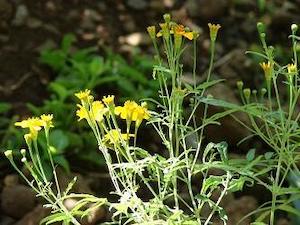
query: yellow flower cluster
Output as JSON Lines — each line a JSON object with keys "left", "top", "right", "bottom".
{"left": 115, "top": 101, "right": 150, "bottom": 128}
{"left": 76, "top": 101, "right": 108, "bottom": 122}
{"left": 103, "top": 129, "right": 133, "bottom": 146}
{"left": 15, "top": 114, "right": 54, "bottom": 140}
{"left": 75, "top": 90, "right": 150, "bottom": 147}
{"left": 147, "top": 14, "right": 198, "bottom": 42}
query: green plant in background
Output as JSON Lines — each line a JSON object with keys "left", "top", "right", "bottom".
{"left": 200, "top": 23, "right": 300, "bottom": 224}
{"left": 24, "top": 33, "right": 158, "bottom": 167}
{"left": 5, "top": 14, "right": 300, "bottom": 225}
{"left": 4, "top": 14, "right": 260, "bottom": 224}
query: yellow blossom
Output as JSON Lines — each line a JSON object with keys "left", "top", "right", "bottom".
{"left": 287, "top": 63, "right": 297, "bottom": 74}
{"left": 115, "top": 100, "right": 138, "bottom": 123}
{"left": 103, "top": 129, "right": 133, "bottom": 146}
{"left": 40, "top": 114, "right": 54, "bottom": 129}
{"left": 4, "top": 150, "right": 13, "bottom": 159}
{"left": 260, "top": 61, "right": 273, "bottom": 81}
{"left": 76, "top": 105, "right": 88, "bottom": 121}
{"left": 208, "top": 23, "right": 221, "bottom": 41}
{"left": 15, "top": 117, "right": 44, "bottom": 139}
{"left": 132, "top": 103, "right": 150, "bottom": 127}
{"left": 91, "top": 101, "right": 108, "bottom": 122}
{"left": 76, "top": 101, "right": 108, "bottom": 122}
{"left": 147, "top": 26, "right": 156, "bottom": 39}
{"left": 75, "top": 89, "right": 92, "bottom": 102}
{"left": 102, "top": 95, "right": 115, "bottom": 106}
{"left": 173, "top": 24, "right": 194, "bottom": 40}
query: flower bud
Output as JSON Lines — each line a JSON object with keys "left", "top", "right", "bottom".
{"left": 257, "top": 22, "right": 265, "bottom": 34}
{"left": 208, "top": 23, "right": 221, "bottom": 42}
{"left": 20, "top": 149, "right": 26, "bottom": 156}
{"left": 163, "top": 14, "right": 171, "bottom": 23}
{"left": 4, "top": 150, "right": 13, "bottom": 159}
{"left": 243, "top": 88, "right": 251, "bottom": 102}
{"left": 147, "top": 26, "right": 156, "bottom": 40}
{"left": 291, "top": 24, "right": 298, "bottom": 33}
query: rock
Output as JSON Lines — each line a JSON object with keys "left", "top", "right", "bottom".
{"left": 0, "top": 0, "right": 13, "bottom": 21}
{"left": 126, "top": 0, "right": 149, "bottom": 10}
{"left": 1, "top": 184, "right": 36, "bottom": 219}
{"left": 14, "top": 205, "right": 51, "bottom": 225}
{"left": 118, "top": 32, "right": 150, "bottom": 46}
{"left": 3, "top": 174, "right": 19, "bottom": 186}
{"left": 205, "top": 82, "right": 251, "bottom": 149}
{"left": 0, "top": 215, "right": 16, "bottom": 225}
{"left": 83, "top": 205, "right": 106, "bottom": 225}
{"left": 12, "top": 4, "right": 29, "bottom": 26}
{"left": 186, "top": 0, "right": 228, "bottom": 19}
{"left": 57, "top": 168, "right": 93, "bottom": 194}
{"left": 26, "top": 17, "right": 43, "bottom": 29}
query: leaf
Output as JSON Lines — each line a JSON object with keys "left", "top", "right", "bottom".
{"left": 246, "top": 149, "right": 256, "bottom": 161}
{"left": 53, "top": 155, "right": 70, "bottom": 173}
{"left": 61, "top": 33, "right": 76, "bottom": 53}
{"left": 264, "top": 152, "right": 274, "bottom": 160}
{"left": 89, "top": 57, "right": 105, "bottom": 76}
{"left": 0, "top": 102, "right": 11, "bottom": 113}
{"left": 49, "top": 129, "right": 69, "bottom": 153}
{"left": 251, "top": 223, "right": 268, "bottom": 225}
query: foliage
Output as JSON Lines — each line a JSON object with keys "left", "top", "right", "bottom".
{"left": 200, "top": 22, "right": 300, "bottom": 224}
{"left": 4, "top": 14, "right": 300, "bottom": 225}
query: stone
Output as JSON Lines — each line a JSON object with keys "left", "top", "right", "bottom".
{"left": 186, "top": 0, "right": 228, "bottom": 19}
{"left": 126, "top": 0, "right": 148, "bottom": 10}
{"left": 0, "top": 215, "right": 15, "bottom": 225}
{"left": 12, "top": 4, "right": 29, "bottom": 26}
{"left": 14, "top": 205, "right": 51, "bottom": 225}
{"left": 0, "top": 0, "right": 13, "bottom": 21}
{"left": 118, "top": 32, "right": 150, "bottom": 46}
{"left": 1, "top": 184, "right": 36, "bottom": 219}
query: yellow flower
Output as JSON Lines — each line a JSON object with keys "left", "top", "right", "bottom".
{"left": 91, "top": 101, "right": 108, "bottom": 122}
{"left": 76, "top": 101, "right": 108, "bottom": 122}
{"left": 103, "top": 129, "right": 133, "bottom": 146}
{"left": 147, "top": 26, "right": 156, "bottom": 39}
{"left": 15, "top": 117, "right": 44, "bottom": 139}
{"left": 132, "top": 103, "right": 150, "bottom": 127}
{"left": 173, "top": 24, "right": 194, "bottom": 40}
{"left": 260, "top": 61, "right": 273, "bottom": 81}
{"left": 4, "top": 150, "right": 13, "bottom": 159}
{"left": 115, "top": 100, "right": 138, "bottom": 122}
{"left": 75, "top": 89, "right": 92, "bottom": 102}
{"left": 156, "top": 23, "right": 170, "bottom": 39}
{"left": 287, "top": 63, "right": 297, "bottom": 74}
{"left": 102, "top": 95, "right": 115, "bottom": 106}
{"left": 208, "top": 23, "right": 221, "bottom": 41}
{"left": 40, "top": 114, "right": 54, "bottom": 129}
{"left": 76, "top": 104, "right": 88, "bottom": 121}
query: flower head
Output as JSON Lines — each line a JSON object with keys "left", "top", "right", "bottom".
{"left": 102, "top": 95, "right": 115, "bottom": 106}
{"left": 40, "top": 114, "right": 54, "bottom": 129}
{"left": 15, "top": 117, "right": 44, "bottom": 139}
{"left": 115, "top": 100, "right": 139, "bottom": 123}
{"left": 132, "top": 102, "right": 150, "bottom": 128}
{"left": 103, "top": 129, "right": 133, "bottom": 146}
{"left": 147, "top": 26, "right": 156, "bottom": 40}
{"left": 4, "top": 150, "right": 13, "bottom": 159}
{"left": 208, "top": 23, "right": 221, "bottom": 41}
{"left": 287, "top": 63, "right": 297, "bottom": 74}
{"left": 76, "top": 105, "right": 88, "bottom": 121}
{"left": 260, "top": 61, "right": 273, "bottom": 81}
{"left": 91, "top": 101, "right": 108, "bottom": 122}
{"left": 76, "top": 101, "right": 108, "bottom": 122}
{"left": 75, "top": 89, "right": 92, "bottom": 102}
{"left": 173, "top": 24, "right": 194, "bottom": 40}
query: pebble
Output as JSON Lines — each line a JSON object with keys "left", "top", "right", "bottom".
{"left": 186, "top": 0, "right": 228, "bottom": 19}
{"left": 12, "top": 4, "right": 29, "bottom": 26}
{"left": 126, "top": 0, "right": 148, "bottom": 10}
{"left": 14, "top": 205, "right": 51, "bottom": 225}
{"left": 1, "top": 184, "right": 36, "bottom": 219}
